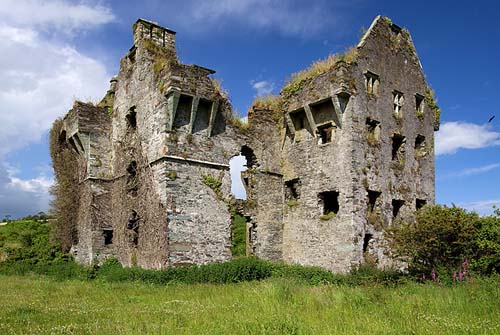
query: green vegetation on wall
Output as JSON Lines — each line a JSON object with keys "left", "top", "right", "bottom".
{"left": 49, "top": 119, "right": 80, "bottom": 251}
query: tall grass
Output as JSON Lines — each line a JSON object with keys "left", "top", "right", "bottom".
{"left": 0, "top": 275, "right": 498, "bottom": 335}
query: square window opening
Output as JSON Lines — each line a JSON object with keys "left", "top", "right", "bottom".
{"left": 289, "top": 109, "right": 307, "bottom": 131}
{"left": 319, "top": 191, "right": 339, "bottom": 215}
{"left": 309, "top": 98, "right": 339, "bottom": 126}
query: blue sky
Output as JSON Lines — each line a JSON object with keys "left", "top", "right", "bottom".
{"left": 0, "top": 0, "right": 499, "bottom": 218}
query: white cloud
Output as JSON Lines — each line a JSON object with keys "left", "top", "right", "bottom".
{"left": 459, "top": 199, "right": 500, "bottom": 217}
{"left": 0, "top": 0, "right": 113, "bottom": 218}
{"left": 0, "top": 162, "right": 53, "bottom": 218}
{"left": 435, "top": 122, "right": 500, "bottom": 155}
{"left": 445, "top": 163, "right": 500, "bottom": 178}
{"left": 0, "top": 0, "right": 115, "bottom": 33}
{"left": 185, "top": 0, "right": 336, "bottom": 36}
{"left": 0, "top": 24, "right": 111, "bottom": 156}
{"left": 251, "top": 80, "right": 275, "bottom": 96}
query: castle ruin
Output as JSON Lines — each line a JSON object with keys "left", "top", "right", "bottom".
{"left": 51, "top": 16, "right": 440, "bottom": 273}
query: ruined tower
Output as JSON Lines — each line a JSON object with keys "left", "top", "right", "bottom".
{"left": 52, "top": 16, "right": 440, "bottom": 272}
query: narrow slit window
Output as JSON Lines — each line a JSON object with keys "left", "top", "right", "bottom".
{"left": 126, "top": 106, "right": 137, "bottom": 128}
{"left": 415, "top": 93, "right": 424, "bottom": 117}
{"left": 365, "top": 71, "right": 380, "bottom": 95}
{"left": 392, "top": 199, "right": 405, "bottom": 218}
{"left": 363, "top": 233, "right": 373, "bottom": 253}
{"left": 393, "top": 91, "right": 404, "bottom": 118}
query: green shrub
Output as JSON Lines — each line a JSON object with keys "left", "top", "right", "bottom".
{"left": 386, "top": 205, "right": 500, "bottom": 276}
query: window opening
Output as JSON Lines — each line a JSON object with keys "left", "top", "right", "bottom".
{"left": 416, "top": 199, "right": 427, "bottom": 210}
{"left": 174, "top": 94, "right": 193, "bottom": 128}
{"left": 415, "top": 135, "right": 425, "bottom": 150}
{"left": 415, "top": 93, "right": 424, "bottom": 117}
{"left": 337, "top": 92, "right": 350, "bottom": 114}
{"left": 317, "top": 123, "right": 334, "bottom": 144}
{"left": 366, "top": 118, "right": 381, "bottom": 145}
{"left": 126, "top": 106, "right": 137, "bottom": 129}
{"left": 319, "top": 191, "right": 340, "bottom": 215}
{"left": 363, "top": 233, "right": 373, "bottom": 253}
{"left": 368, "top": 190, "right": 381, "bottom": 212}
{"left": 390, "top": 23, "right": 402, "bottom": 36}
{"left": 393, "top": 91, "right": 404, "bottom": 118}
{"left": 391, "top": 133, "right": 406, "bottom": 161}
{"left": 103, "top": 229, "right": 113, "bottom": 245}
{"left": 289, "top": 108, "right": 307, "bottom": 131}
{"left": 365, "top": 71, "right": 380, "bottom": 95}
{"left": 392, "top": 199, "right": 405, "bottom": 218}
{"left": 193, "top": 98, "right": 212, "bottom": 133}
{"left": 285, "top": 179, "right": 300, "bottom": 201}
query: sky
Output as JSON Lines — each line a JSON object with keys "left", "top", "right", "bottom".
{"left": 0, "top": 0, "right": 499, "bottom": 218}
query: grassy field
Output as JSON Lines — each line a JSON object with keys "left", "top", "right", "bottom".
{"left": 0, "top": 275, "right": 498, "bottom": 335}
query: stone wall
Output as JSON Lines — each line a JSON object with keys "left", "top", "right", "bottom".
{"left": 52, "top": 16, "right": 439, "bottom": 273}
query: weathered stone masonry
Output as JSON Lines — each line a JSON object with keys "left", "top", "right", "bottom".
{"left": 53, "top": 16, "right": 440, "bottom": 272}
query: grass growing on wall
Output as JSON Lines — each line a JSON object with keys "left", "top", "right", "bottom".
{"left": 0, "top": 275, "right": 498, "bottom": 335}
